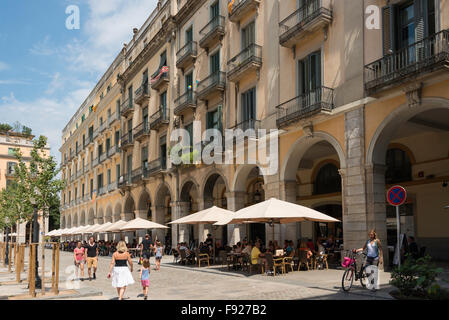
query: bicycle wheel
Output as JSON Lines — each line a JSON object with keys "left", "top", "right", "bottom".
{"left": 359, "top": 268, "right": 368, "bottom": 288}
{"left": 342, "top": 268, "right": 354, "bottom": 292}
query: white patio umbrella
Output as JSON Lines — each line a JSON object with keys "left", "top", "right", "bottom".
{"left": 226, "top": 198, "right": 340, "bottom": 243}
{"left": 46, "top": 229, "right": 57, "bottom": 236}
{"left": 94, "top": 222, "right": 113, "bottom": 233}
{"left": 104, "top": 220, "right": 128, "bottom": 233}
{"left": 169, "top": 206, "right": 235, "bottom": 260}
{"left": 83, "top": 224, "right": 101, "bottom": 234}
{"left": 120, "top": 218, "right": 168, "bottom": 232}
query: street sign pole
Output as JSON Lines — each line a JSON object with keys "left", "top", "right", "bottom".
{"left": 396, "top": 206, "right": 401, "bottom": 268}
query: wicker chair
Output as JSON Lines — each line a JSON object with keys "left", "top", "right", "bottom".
{"left": 297, "top": 250, "right": 311, "bottom": 271}
{"left": 265, "top": 253, "right": 284, "bottom": 276}
{"left": 314, "top": 253, "right": 329, "bottom": 270}
{"left": 283, "top": 256, "right": 295, "bottom": 273}
{"left": 195, "top": 248, "right": 210, "bottom": 268}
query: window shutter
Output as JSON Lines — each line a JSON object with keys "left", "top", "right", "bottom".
{"left": 382, "top": 5, "right": 397, "bottom": 55}
{"left": 217, "top": 105, "right": 223, "bottom": 133}
{"left": 414, "top": 0, "right": 427, "bottom": 42}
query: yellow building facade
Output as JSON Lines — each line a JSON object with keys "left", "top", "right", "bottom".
{"left": 60, "top": 0, "right": 449, "bottom": 265}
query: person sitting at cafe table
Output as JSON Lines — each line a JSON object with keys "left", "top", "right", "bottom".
{"left": 199, "top": 242, "right": 210, "bottom": 254}
{"left": 251, "top": 241, "right": 268, "bottom": 272}
{"left": 285, "top": 241, "right": 295, "bottom": 257}
{"left": 242, "top": 241, "right": 252, "bottom": 256}
{"left": 205, "top": 234, "right": 213, "bottom": 248}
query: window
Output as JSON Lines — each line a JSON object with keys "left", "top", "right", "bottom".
{"left": 106, "top": 138, "right": 111, "bottom": 152}
{"left": 116, "top": 164, "right": 121, "bottom": 181}
{"left": 81, "top": 114, "right": 85, "bottom": 122}
{"left": 107, "top": 169, "right": 111, "bottom": 185}
{"left": 242, "top": 21, "right": 255, "bottom": 49}
{"left": 207, "top": 106, "right": 223, "bottom": 132}
{"left": 385, "top": 148, "right": 412, "bottom": 184}
{"left": 127, "top": 154, "right": 133, "bottom": 178}
{"left": 128, "top": 86, "right": 133, "bottom": 107}
{"left": 116, "top": 99, "right": 121, "bottom": 114}
{"left": 8, "top": 148, "right": 16, "bottom": 156}
{"left": 314, "top": 163, "right": 341, "bottom": 195}
{"left": 241, "top": 87, "right": 256, "bottom": 123}
{"left": 185, "top": 123, "right": 194, "bottom": 148}
{"left": 69, "top": 191, "right": 71, "bottom": 202}
{"left": 142, "top": 146, "right": 148, "bottom": 169}
{"left": 115, "top": 131, "right": 120, "bottom": 146}
{"left": 82, "top": 135, "right": 86, "bottom": 148}
{"left": 160, "top": 50, "right": 167, "bottom": 68}
{"left": 210, "top": 1, "right": 219, "bottom": 19}
{"left": 127, "top": 119, "right": 133, "bottom": 139}
{"left": 7, "top": 162, "right": 16, "bottom": 175}
{"left": 97, "top": 174, "right": 103, "bottom": 191}
{"left": 298, "top": 51, "right": 321, "bottom": 95}
{"left": 88, "top": 126, "right": 94, "bottom": 140}
{"left": 90, "top": 179, "right": 93, "bottom": 197}
{"left": 143, "top": 107, "right": 149, "bottom": 131}
{"left": 98, "top": 144, "right": 103, "bottom": 158}
{"left": 210, "top": 51, "right": 220, "bottom": 74}
{"left": 82, "top": 184, "right": 85, "bottom": 197}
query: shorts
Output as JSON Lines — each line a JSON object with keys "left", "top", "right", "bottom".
{"left": 155, "top": 256, "right": 162, "bottom": 261}
{"left": 74, "top": 260, "right": 84, "bottom": 266}
{"left": 141, "top": 279, "right": 150, "bottom": 288}
{"left": 87, "top": 257, "right": 98, "bottom": 269}
{"left": 366, "top": 256, "right": 379, "bottom": 266}
{"left": 142, "top": 251, "right": 151, "bottom": 259}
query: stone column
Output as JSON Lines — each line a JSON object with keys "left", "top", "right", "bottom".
{"left": 134, "top": 209, "right": 147, "bottom": 243}
{"left": 152, "top": 205, "right": 166, "bottom": 245}
{"left": 343, "top": 108, "right": 368, "bottom": 254}
{"left": 279, "top": 181, "right": 299, "bottom": 245}
{"left": 225, "top": 191, "right": 246, "bottom": 245}
{"left": 366, "top": 164, "right": 389, "bottom": 268}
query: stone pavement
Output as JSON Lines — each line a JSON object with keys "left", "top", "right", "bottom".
{"left": 54, "top": 250, "right": 394, "bottom": 300}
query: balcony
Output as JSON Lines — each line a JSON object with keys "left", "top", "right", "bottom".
{"left": 84, "top": 164, "right": 90, "bottom": 173}
{"left": 150, "top": 107, "right": 170, "bottom": 130}
{"left": 68, "top": 151, "right": 75, "bottom": 161}
{"left": 118, "top": 173, "right": 132, "bottom": 189}
{"left": 99, "top": 121, "right": 107, "bottom": 133}
{"left": 83, "top": 194, "right": 90, "bottom": 202}
{"left": 99, "top": 152, "right": 107, "bottom": 164}
{"left": 176, "top": 41, "right": 197, "bottom": 71}
{"left": 199, "top": 16, "right": 225, "bottom": 51}
{"left": 97, "top": 186, "right": 106, "bottom": 196}
{"left": 229, "top": 0, "right": 260, "bottom": 23}
{"left": 134, "top": 83, "right": 150, "bottom": 106}
{"left": 197, "top": 71, "right": 226, "bottom": 101}
{"left": 227, "top": 44, "right": 262, "bottom": 83}
{"left": 230, "top": 119, "right": 261, "bottom": 132}
{"left": 144, "top": 158, "right": 164, "bottom": 177}
{"left": 174, "top": 90, "right": 196, "bottom": 116}
{"left": 86, "top": 135, "right": 93, "bottom": 147}
{"left": 107, "top": 181, "right": 117, "bottom": 193}
{"left": 121, "top": 132, "right": 134, "bottom": 150}
{"left": 76, "top": 169, "right": 83, "bottom": 179}
{"left": 108, "top": 112, "right": 120, "bottom": 126}
{"left": 131, "top": 167, "right": 144, "bottom": 184}
{"left": 107, "top": 145, "right": 120, "bottom": 158}
{"left": 279, "top": 0, "right": 333, "bottom": 48}
{"left": 134, "top": 121, "right": 151, "bottom": 142}
{"left": 92, "top": 157, "right": 99, "bottom": 168}
{"left": 151, "top": 66, "right": 169, "bottom": 91}
{"left": 365, "top": 30, "right": 449, "bottom": 95}
{"left": 121, "top": 98, "right": 135, "bottom": 117}
{"left": 276, "top": 86, "right": 334, "bottom": 128}
{"left": 93, "top": 128, "right": 99, "bottom": 140}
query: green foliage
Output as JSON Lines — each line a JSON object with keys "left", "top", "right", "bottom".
{"left": 22, "top": 126, "right": 32, "bottom": 137}
{"left": 0, "top": 123, "right": 12, "bottom": 133}
{"left": 390, "top": 255, "right": 444, "bottom": 298}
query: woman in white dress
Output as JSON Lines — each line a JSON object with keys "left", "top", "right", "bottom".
{"left": 107, "top": 241, "right": 134, "bottom": 300}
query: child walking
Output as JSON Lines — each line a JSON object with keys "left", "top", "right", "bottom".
{"left": 139, "top": 259, "right": 150, "bottom": 300}
{"left": 154, "top": 241, "right": 163, "bottom": 271}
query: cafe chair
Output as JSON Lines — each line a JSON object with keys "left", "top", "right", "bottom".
{"left": 195, "top": 248, "right": 210, "bottom": 268}
{"left": 297, "top": 251, "right": 311, "bottom": 271}
{"left": 314, "top": 253, "right": 329, "bottom": 270}
{"left": 283, "top": 256, "right": 295, "bottom": 273}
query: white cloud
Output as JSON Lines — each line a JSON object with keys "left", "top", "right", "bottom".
{"left": 0, "top": 61, "right": 8, "bottom": 71}
{"left": 29, "top": 35, "right": 58, "bottom": 56}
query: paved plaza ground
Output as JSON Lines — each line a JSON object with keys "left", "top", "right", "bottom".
{"left": 55, "top": 250, "right": 395, "bottom": 300}
{"left": 3, "top": 248, "right": 448, "bottom": 300}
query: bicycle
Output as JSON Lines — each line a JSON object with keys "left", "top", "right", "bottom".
{"left": 341, "top": 250, "right": 370, "bottom": 292}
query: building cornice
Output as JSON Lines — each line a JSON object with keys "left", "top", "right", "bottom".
{"left": 175, "top": 0, "right": 208, "bottom": 26}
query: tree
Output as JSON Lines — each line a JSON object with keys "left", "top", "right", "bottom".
{"left": 22, "top": 126, "right": 33, "bottom": 137}
{"left": 0, "top": 123, "right": 12, "bottom": 133}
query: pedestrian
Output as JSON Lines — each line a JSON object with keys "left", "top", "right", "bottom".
{"left": 85, "top": 236, "right": 99, "bottom": 281}
{"left": 140, "top": 234, "right": 153, "bottom": 262}
{"left": 107, "top": 241, "right": 135, "bottom": 300}
{"left": 73, "top": 241, "right": 86, "bottom": 281}
{"left": 154, "top": 241, "right": 163, "bottom": 270}
{"left": 354, "top": 230, "right": 383, "bottom": 291}
{"left": 139, "top": 259, "right": 151, "bottom": 300}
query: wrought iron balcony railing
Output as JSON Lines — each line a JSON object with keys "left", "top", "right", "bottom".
{"left": 118, "top": 173, "right": 132, "bottom": 188}
{"left": 99, "top": 152, "right": 107, "bottom": 163}
{"left": 199, "top": 15, "right": 225, "bottom": 50}
{"left": 131, "top": 167, "right": 144, "bottom": 184}
{"left": 145, "top": 158, "right": 163, "bottom": 177}
{"left": 276, "top": 86, "right": 334, "bottom": 128}
{"left": 98, "top": 186, "right": 106, "bottom": 196}
{"left": 150, "top": 107, "right": 170, "bottom": 130}
{"left": 197, "top": 71, "right": 226, "bottom": 101}
{"left": 134, "top": 83, "right": 150, "bottom": 105}
{"left": 279, "top": 0, "right": 332, "bottom": 48}
{"left": 229, "top": 0, "right": 260, "bottom": 23}
{"left": 174, "top": 90, "right": 196, "bottom": 115}
{"left": 99, "top": 121, "right": 107, "bottom": 133}
{"left": 227, "top": 44, "right": 262, "bottom": 82}
{"left": 107, "top": 145, "right": 120, "bottom": 158}
{"left": 108, "top": 112, "right": 120, "bottom": 126}
{"left": 92, "top": 157, "right": 99, "bottom": 168}
{"left": 151, "top": 66, "right": 169, "bottom": 91}
{"left": 365, "top": 30, "right": 449, "bottom": 95}
{"left": 93, "top": 128, "right": 99, "bottom": 139}
{"left": 230, "top": 119, "right": 261, "bottom": 132}
{"left": 121, "top": 98, "right": 134, "bottom": 116}
{"left": 107, "top": 181, "right": 117, "bottom": 192}
{"left": 121, "top": 131, "right": 134, "bottom": 149}
{"left": 134, "top": 121, "right": 151, "bottom": 141}
{"left": 176, "top": 41, "right": 198, "bottom": 70}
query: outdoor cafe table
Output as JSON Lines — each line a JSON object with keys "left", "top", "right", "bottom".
{"left": 227, "top": 253, "right": 243, "bottom": 271}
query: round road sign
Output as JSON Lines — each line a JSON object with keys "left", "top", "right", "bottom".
{"left": 387, "top": 185, "right": 407, "bottom": 207}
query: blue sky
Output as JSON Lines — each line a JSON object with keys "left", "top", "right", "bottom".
{"left": 0, "top": 0, "right": 158, "bottom": 161}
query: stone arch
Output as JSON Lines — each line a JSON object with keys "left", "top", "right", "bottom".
{"left": 73, "top": 212, "right": 79, "bottom": 227}
{"left": 80, "top": 210, "right": 86, "bottom": 226}
{"left": 232, "top": 164, "right": 268, "bottom": 193}
{"left": 67, "top": 215, "right": 72, "bottom": 228}
{"left": 97, "top": 207, "right": 104, "bottom": 224}
{"left": 61, "top": 215, "right": 66, "bottom": 229}
{"left": 105, "top": 205, "right": 113, "bottom": 223}
{"left": 180, "top": 178, "right": 200, "bottom": 202}
{"left": 154, "top": 183, "right": 173, "bottom": 245}
{"left": 200, "top": 169, "right": 230, "bottom": 199}
{"left": 367, "top": 97, "right": 449, "bottom": 165}
{"left": 88, "top": 208, "right": 95, "bottom": 225}
{"left": 113, "top": 201, "right": 122, "bottom": 222}
{"left": 123, "top": 195, "right": 136, "bottom": 221}
{"left": 281, "top": 131, "right": 346, "bottom": 182}
{"left": 137, "top": 188, "right": 152, "bottom": 211}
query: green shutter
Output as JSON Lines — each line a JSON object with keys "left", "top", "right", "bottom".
{"left": 217, "top": 105, "right": 223, "bottom": 133}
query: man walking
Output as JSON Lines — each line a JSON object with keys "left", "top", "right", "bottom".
{"left": 85, "top": 236, "right": 99, "bottom": 281}
{"left": 140, "top": 234, "right": 153, "bottom": 261}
